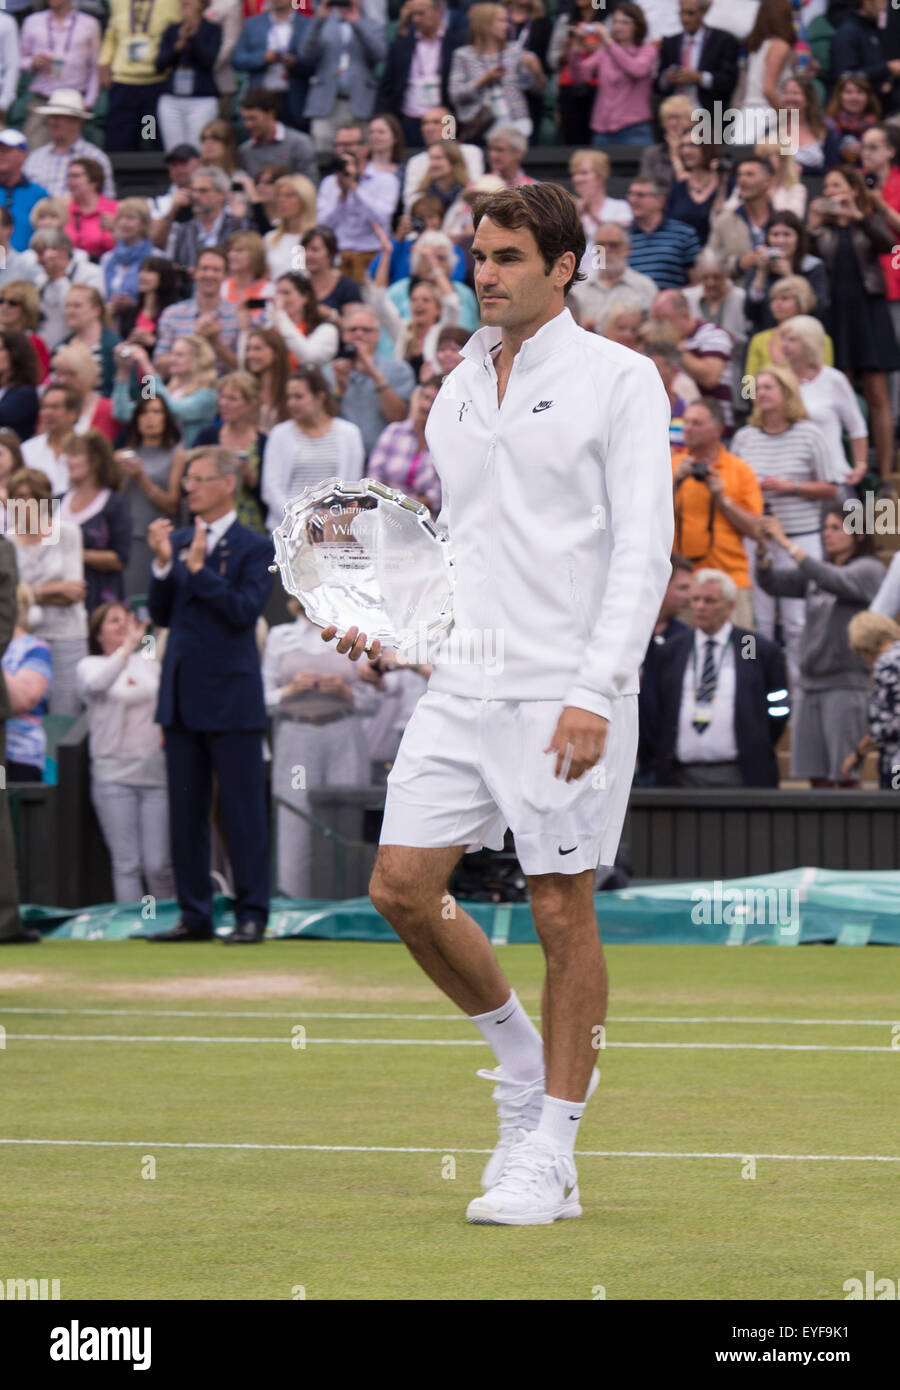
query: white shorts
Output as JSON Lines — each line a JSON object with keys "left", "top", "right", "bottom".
{"left": 380, "top": 691, "right": 638, "bottom": 877}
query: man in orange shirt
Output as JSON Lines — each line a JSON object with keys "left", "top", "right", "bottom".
{"left": 672, "top": 399, "right": 763, "bottom": 630}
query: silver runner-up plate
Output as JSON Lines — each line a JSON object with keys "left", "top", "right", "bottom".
{"left": 269, "top": 477, "right": 455, "bottom": 652}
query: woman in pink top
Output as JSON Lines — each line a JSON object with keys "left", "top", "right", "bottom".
{"left": 65, "top": 158, "right": 118, "bottom": 261}
{"left": 567, "top": 2, "right": 659, "bottom": 149}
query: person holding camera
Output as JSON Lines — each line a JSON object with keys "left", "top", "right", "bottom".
{"left": 316, "top": 123, "right": 401, "bottom": 284}
{"left": 323, "top": 302, "right": 414, "bottom": 458}
{"left": 808, "top": 164, "right": 899, "bottom": 493}
{"left": 859, "top": 124, "right": 900, "bottom": 425}
{"left": 672, "top": 399, "right": 764, "bottom": 630}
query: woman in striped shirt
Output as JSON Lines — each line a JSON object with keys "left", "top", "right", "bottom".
{"left": 260, "top": 366, "right": 364, "bottom": 532}
{"left": 731, "top": 364, "right": 837, "bottom": 687}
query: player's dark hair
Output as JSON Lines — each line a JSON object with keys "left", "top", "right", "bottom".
{"left": 471, "top": 184, "right": 587, "bottom": 295}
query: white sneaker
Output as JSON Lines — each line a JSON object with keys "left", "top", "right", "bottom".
{"left": 467, "top": 1130, "right": 581, "bottom": 1226}
{"left": 479, "top": 1065, "right": 600, "bottom": 1191}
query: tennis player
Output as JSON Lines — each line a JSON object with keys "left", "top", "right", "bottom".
{"left": 323, "top": 183, "right": 674, "bottom": 1225}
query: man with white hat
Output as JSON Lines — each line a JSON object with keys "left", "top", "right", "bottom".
{"left": 0, "top": 132, "right": 50, "bottom": 254}
{"left": 20, "top": 0, "right": 103, "bottom": 151}
{"left": 23, "top": 89, "right": 115, "bottom": 201}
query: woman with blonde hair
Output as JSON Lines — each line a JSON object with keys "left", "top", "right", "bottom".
{"left": 112, "top": 334, "right": 218, "bottom": 446}
{"left": 100, "top": 200, "right": 155, "bottom": 333}
{"left": 777, "top": 314, "right": 868, "bottom": 489}
{"left": 51, "top": 342, "right": 117, "bottom": 443}
{"left": 264, "top": 175, "right": 317, "bottom": 281}
{"left": 602, "top": 300, "right": 646, "bottom": 353}
{"left": 0, "top": 280, "right": 50, "bottom": 382}
{"left": 732, "top": 365, "right": 837, "bottom": 681}
{"left": 61, "top": 284, "right": 121, "bottom": 397}
{"left": 416, "top": 141, "right": 471, "bottom": 217}
{"left": 449, "top": 2, "right": 545, "bottom": 142}
{"left": 194, "top": 371, "right": 268, "bottom": 533}
{"left": 639, "top": 94, "right": 693, "bottom": 190}
{"left": 569, "top": 148, "right": 631, "bottom": 247}
{"left": 845, "top": 613, "right": 900, "bottom": 788}
{"left": 744, "top": 274, "right": 830, "bottom": 377}
{"left": 223, "top": 231, "right": 273, "bottom": 313}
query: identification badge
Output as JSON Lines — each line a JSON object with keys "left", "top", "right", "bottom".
{"left": 172, "top": 66, "right": 195, "bottom": 96}
{"left": 419, "top": 75, "right": 440, "bottom": 106}
{"left": 52, "top": 57, "right": 66, "bottom": 78}
{"left": 128, "top": 36, "right": 151, "bottom": 63}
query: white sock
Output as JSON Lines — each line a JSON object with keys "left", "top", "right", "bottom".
{"left": 534, "top": 1094, "right": 584, "bottom": 1156}
{"left": 469, "top": 991, "right": 544, "bottom": 1080}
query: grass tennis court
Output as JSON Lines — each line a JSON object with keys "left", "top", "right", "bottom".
{"left": 1, "top": 941, "right": 898, "bottom": 1301}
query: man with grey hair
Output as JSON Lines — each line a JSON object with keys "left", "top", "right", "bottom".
{"left": 32, "top": 226, "right": 104, "bottom": 350}
{"left": 323, "top": 302, "right": 415, "bottom": 457}
{"left": 647, "top": 566, "right": 789, "bottom": 787}
{"left": 172, "top": 165, "right": 248, "bottom": 276}
{"left": 145, "top": 445, "right": 274, "bottom": 945}
{"left": 485, "top": 125, "right": 535, "bottom": 190}
{"left": 568, "top": 223, "right": 658, "bottom": 333}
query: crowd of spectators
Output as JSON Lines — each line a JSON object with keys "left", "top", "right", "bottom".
{"left": 4, "top": 0, "right": 900, "bottom": 937}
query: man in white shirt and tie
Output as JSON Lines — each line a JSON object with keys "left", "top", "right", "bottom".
{"left": 651, "top": 567, "right": 790, "bottom": 787}
{"left": 655, "top": 0, "right": 740, "bottom": 116}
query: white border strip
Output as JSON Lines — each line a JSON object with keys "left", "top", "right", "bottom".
{"left": 0, "top": 1138, "right": 896, "bottom": 1162}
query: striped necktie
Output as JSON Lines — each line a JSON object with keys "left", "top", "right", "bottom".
{"left": 693, "top": 636, "right": 718, "bottom": 733}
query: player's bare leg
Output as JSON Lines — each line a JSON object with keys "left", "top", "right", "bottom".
{"left": 369, "top": 844, "right": 510, "bottom": 1016}
{"left": 527, "top": 869, "right": 607, "bottom": 1101}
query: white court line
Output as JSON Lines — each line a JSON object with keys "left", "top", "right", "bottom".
{"left": 3, "top": 1006, "right": 895, "bottom": 1028}
{"left": 0, "top": 1138, "right": 897, "bottom": 1163}
{"left": 4, "top": 1033, "right": 898, "bottom": 1052}
{"left": 0, "top": 1008, "right": 896, "bottom": 1026}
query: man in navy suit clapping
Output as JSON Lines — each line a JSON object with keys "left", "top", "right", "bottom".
{"left": 145, "top": 447, "right": 274, "bottom": 944}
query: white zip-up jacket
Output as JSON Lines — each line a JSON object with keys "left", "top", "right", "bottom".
{"left": 424, "top": 306, "right": 674, "bottom": 720}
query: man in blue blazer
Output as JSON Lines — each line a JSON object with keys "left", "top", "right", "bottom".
{"left": 146, "top": 447, "right": 274, "bottom": 944}
{"left": 232, "top": 0, "right": 314, "bottom": 131}
{"left": 647, "top": 568, "right": 790, "bottom": 788}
